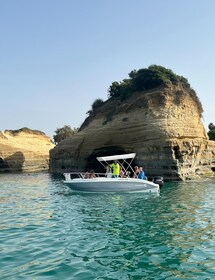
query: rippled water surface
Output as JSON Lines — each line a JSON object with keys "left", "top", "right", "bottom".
{"left": 0, "top": 173, "right": 215, "bottom": 279}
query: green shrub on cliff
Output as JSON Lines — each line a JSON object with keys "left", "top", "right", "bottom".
{"left": 53, "top": 125, "right": 78, "bottom": 144}
{"left": 86, "top": 98, "right": 104, "bottom": 116}
{"left": 208, "top": 129, "right": 215, "bottom": 141}
{"left": 208, "top": 123, "right": 215, "bottom": 141}
{"left": 209, "top": 123, "right": 215, "bottom": 130}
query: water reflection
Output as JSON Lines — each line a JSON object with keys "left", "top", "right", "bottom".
{"left": 0, "top": 173, "right": 54, "bottom": 230}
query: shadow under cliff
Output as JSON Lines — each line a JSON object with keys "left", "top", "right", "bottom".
{"left": 0, "top": 152, "right": 25, "bottom": 172}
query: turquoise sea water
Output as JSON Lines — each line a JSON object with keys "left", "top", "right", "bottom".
{"left": 0, "top": 173, "right": 215, "bottom": 280}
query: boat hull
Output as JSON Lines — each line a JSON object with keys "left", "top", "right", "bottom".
{"left": 63, "top": 178, "right": 159, "bottom": 193}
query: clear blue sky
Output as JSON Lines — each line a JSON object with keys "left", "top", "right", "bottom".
{"left": 0, "top": 0, "right": 214, "bottom": 138}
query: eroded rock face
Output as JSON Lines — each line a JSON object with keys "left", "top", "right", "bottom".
{"left": 0, "top": 129, "right": 55, "bottom": 172}
{"left": 50, "top": 83, "right": 215, "bottom": 180}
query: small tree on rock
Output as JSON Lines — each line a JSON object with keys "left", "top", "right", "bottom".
{"left": 208, "top": 123, "right": 215, "bottom": 130}
{"left": 86, "top": 99, "right": 104, "bottom": 116}
{"left": 208, "top": 123, "right": 215, "bottom": 141}
{"left": 53, "top": 125, "right": 78, "bottom": 144}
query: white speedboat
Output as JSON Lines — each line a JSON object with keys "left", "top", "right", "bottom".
{"left": 63, "top": 153, "right": 162, "bottom": 193}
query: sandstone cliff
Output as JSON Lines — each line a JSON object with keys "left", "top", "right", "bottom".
{"left": 50, "top": 81, "right": 215, "bottom": 181}
{"left": 0, "top": 128, "right": 55, "bottom": 172}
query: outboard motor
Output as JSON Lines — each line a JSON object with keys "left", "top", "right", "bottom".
{"left": 153, "top": 176, "right": 164, "bottom": 188}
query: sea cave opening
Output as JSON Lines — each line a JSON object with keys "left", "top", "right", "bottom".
{"left": 172, "top": 145, "right": 181, "bottom": 160}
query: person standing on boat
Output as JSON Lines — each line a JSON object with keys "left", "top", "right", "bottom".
{"left": 138, "top": 167, "right": 145, "bottom": 180}
{"left": 133, "top": 166, "right": 140, "bottom": 178}
{"left": 110, "top": 160, "right": 120, "bottom": 177}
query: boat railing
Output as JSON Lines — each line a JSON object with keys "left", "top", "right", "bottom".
{"left": 63, "top": 171, "right": 132, "bottom": 181}
{"left": 63, "top": 172, "right": 107, "bottom": 180}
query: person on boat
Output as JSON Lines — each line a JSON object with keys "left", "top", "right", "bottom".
{"left": 133, "top": 166, "right": 140, "bottom": 178}
{"left": 105, "top": 166, "right": 112, "bottom": 178}
{"left": 125, "top": 171, "right": 131, "bottom": 177}
{"left": 110, "top": 160, "right": 120, "bottom": 177}
{"left": 84, "top": 171, "right": 90, "bottom": 178}
{"left": 119, "top": 168, "right": 125, "bottom": 178}
{"left": 137, "top": 167, "right": 145, "bottom": 180}
{"left": 89, "top": 169, "right": 96, "bottom": 178}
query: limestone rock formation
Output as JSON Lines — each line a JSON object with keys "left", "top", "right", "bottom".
{"left": 0, "top": 128, "right": 55, "bottom": 172}
{"left": 50, "top": 82, "right": 215, "bottom": 181}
